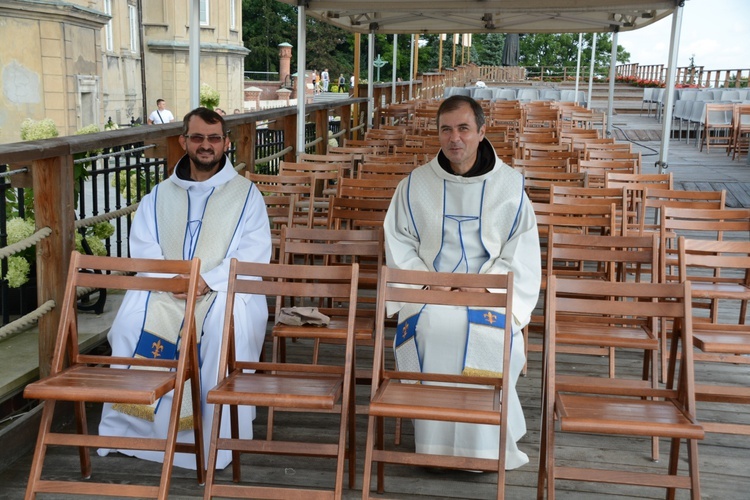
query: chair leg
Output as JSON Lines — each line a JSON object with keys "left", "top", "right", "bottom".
{"left": 361, "top": 415, "right": 377, "bottom": 500}
{"left": 189, "top": 357, "right": 206, "bottom": 484}
{"left": 73, "top": 401, "right": 92, "bottom": 479}
{"left": 203, "top": 403, "right": 224, "bottom": 500}
{"left": 666, "top": 436, "right": 681, "bottom": 500}
{"left": 688, "top": 438, "right": 701, "bottom": 500}
{"left": 25, "top": 400, "right": 56, "bottom": 500}
{"left": 377, "top": 416, "right": 385, "bottom": 494}
{"left": 229, "top": 403, "right": 242, "bottom": 482}
{"left": 348, "top": 379, "right": 357, "bottom": 489}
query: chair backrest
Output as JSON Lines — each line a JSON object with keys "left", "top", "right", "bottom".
{"left": 659, "top": 207, "right": 750, "bottom": 283}
{"left": 523, "top": 170, "right": 587, "bottom": 203}
{"left": 337, "top": 176, "right": 400, "bottom": 198}
{"left": 55, "top": 252, "right": 201, "bottom": 372}
{"left": 279, "top": 226, "right": 383, "bottom": 272}
{"left": 639, "top": 187, "right": 725, "bottom": 237}
{"left": 548, "top": 229, "right": 658, "bottom": 283}
{"left": 578, "top": 159, "right": 638, "bottom": 188}
{"left": 328, "top": 196, "right": 392, "bottom": 230}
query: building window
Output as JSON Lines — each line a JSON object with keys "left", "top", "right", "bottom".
{"left": 129, "top": 5, "right": 139, "bottom": 53}
{"left": 103, "top": 0, "right": 113, "bottom": 52}
{"left": 230, "top": 0, "right": 236, "bottom": 29}
{"left": 200, "top": 0, "right": 209, "bottom": 26}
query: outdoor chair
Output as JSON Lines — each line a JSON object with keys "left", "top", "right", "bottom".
{"left": 671, "top": 237, "right": 750, "bottom": 436}
{"left": 538, "top": 277, "right": 703, "bottom": 499}
{"left": 23, "top": 252, "right": 204, "bottom": 499}
{"left": 362, "top": 267, "right": 515, "bottom": 499}
{"left": 203, "top": 261, "right": 359, "bottom": 499}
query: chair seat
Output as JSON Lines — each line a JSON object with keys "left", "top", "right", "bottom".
{"left": 690, "top": 282, "right": 750, "bottom": 299}
{"left": 208, "top": 371, "right": 343, "bottom": 409}
{"left": 557, "top": 393, "right": 704, "bottom": 439}
{"left": 273, "top": 316, "right": 373, "bottom": 339}
{"left": 692, "top": 324, "right": 750, "bottom": 353}
{"left": 369, "top": 379, "right": 502, "bottom": 425}
{"left": 23, "top": 365, "right": 176, "bottom": 404}
{"left": 557, "top": 323, "right": 657, "bottom": 350}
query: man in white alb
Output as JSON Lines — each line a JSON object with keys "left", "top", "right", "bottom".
{"left": 147, "top": 98, "right": 175, "bottom": 124}
{"left": 384, "top": 95, "right": 541, "bottom": 470}
{"left": 98, "top": 107, "right": 271, "bottom": 470}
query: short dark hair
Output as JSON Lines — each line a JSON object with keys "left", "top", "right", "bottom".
{"left": 437, "top": 95, "right": 485, "bottom": 130}
{"left": 156, "top": 98, "right": 165, "bottom": 105}
{"left": 182, "top": 107, "right": 227, "bottom": 137}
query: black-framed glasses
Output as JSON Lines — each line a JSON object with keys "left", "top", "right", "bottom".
{"left": 184, "top": 134, "right": 225, "bottom": 144}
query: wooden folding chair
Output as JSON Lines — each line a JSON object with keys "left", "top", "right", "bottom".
{"left": 673, "top": 237, "right": 750, "bottom": 436}
{"left": 203, "top": 262, "right": 359, "bottom": 499}
{"left": 635, "top": 187, "right": 725, "bottom": 237}
{"left": 23, "top": 252, "right": 204, "bottom": 499}
{"left": 538, "top": 277, "right": 703, "bottom": 499}
{"left": 362, "top": 267, "right": 515, "bottom": 499}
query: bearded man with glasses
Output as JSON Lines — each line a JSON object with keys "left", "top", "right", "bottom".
{"left": 98, "top": 107, "right": 271, "bottom": 470}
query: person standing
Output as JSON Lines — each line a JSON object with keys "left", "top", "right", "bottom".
{"left": 98, "top": 107, "right": 272, "bottom": 470}
{"left": 321, "top": 68, "right": 330, "bottom": 92}
{"left": 147, "top": 98, "right": 174, "bottom": 124}
{"left": 338, "top": 74, "right": 346, "bottom": 92}
{"left": 383, "top": 95, "right": 541, "bottom": 470}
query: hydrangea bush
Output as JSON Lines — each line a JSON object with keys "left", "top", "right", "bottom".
{"left": 199, "top": 83, "right": 220, "bottom": 109}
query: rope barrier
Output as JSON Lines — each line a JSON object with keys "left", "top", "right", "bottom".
{"left": 0, "top": 227, "right": 52, "bottom": 260}
{"left": 0, "top": 167, "right": 29, "bottom": 179}
{"left": 0, "top": 299, "right": 55, "bottom": 341}
{"left": 72, "top": 144, "right": 156, "bottom": 164}
{"left": 75, "top": 202, "right": 139, "bottom": 229}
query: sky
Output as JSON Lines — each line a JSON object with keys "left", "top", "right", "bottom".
{"left": 617, "top": 0, "right": 749, "bottom": 71}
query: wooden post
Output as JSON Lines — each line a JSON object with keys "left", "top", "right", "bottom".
{"left": 283, "top": 113, "right": 298, "bottom": 161}
{"left": 338, "top": 102, "right": 352, "bottom": 144}
{"left": 233, "top": 122, "right": 257, "bottom": 174}
{"left": 315, "top": 108, "right": 329, "bottom": 154}
{"left": 33, "top": 154, "right": 75, "bottom": 379}
{"left": 166, "top": 135, "right": 184, "bottom": 176}
{"left": 353, "top": 33, "right": 361, "bottom": 139}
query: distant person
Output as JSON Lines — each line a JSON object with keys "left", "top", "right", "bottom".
{"left": 338, "top": 74, "right": 346, "bottom": 92}
{"left": 147, "top": 99, "right": 174, "bottom": 125}
{"left": 321, "top": 68, "right": 330, "bottom": 92}
{"left": 233, "top": 108, "right": 241, "bottom": 114}
{"left": 214, "top": 108, "right": 226, "bottom": 116}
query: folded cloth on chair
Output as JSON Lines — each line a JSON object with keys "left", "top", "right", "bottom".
{"left": 277, "top": 306, "right": 330, "bottom": 326}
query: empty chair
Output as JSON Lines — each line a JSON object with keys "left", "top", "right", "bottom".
{"left": 539, "top": 89, "right": 561, "bottom": 101}
{"left": 23, "top": 253, "right": 205, "bottom": 499}
{"left": 538, "top": 277, "right": 703, "bottom": 499}
{"left": 640, "top": 87, "right": 654, "bottom": 116}
{"left": 203, "top": 261, "right": 359, "bottom": 499}
{"left": 700, "top": 103, "right": 734, "bottom": 152}
{"left": 731, "top": 103, "right": 750, "bottom": 160}
{"left": 494, "top": 88, "right": 518, "bottom": 101}
{"left": 473, "top": 87, "right": 495, "bottom": 101}
{"left": 517, "top": 88, "right": 540, "bottom": 102}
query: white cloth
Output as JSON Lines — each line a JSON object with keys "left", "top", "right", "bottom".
{"left": 98, "top": 157, "right": 272, "bottom": 470}
{"left": 383, "top": 152, "right": 541, "bottom": 469}
{"left": 148, "top": 108, "right": 174, "bottom": 124}
{"left": 321, "top": 70, "right": 330, "bottom": 91}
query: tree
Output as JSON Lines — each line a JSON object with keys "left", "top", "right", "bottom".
{"left": 242, "top": 0, "right": 296, "bottom": 75}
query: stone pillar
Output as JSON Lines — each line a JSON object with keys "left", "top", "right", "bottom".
{"left": 245, "top": 86, "right": 262, "bottom": 110}
{"left": 276, "top": 88, "right": 292, "bottom": 106}
{"left": 278, "top": 42, "right": 293, "bottom": 87}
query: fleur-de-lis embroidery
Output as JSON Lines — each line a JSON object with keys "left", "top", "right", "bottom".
{"left": 402, "top": 321, "right": 409, "bottom": 338}
{"left": 484, "top": 311, "right": 497, "bottom": 324}
{"left": 152, "top": 339, "right": 165, "bottom": 358}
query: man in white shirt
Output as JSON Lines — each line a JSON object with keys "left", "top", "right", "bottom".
{"left": 147, "top": 99, "right": 175, "bottom": 124}
{"left": 321, "top": 68, "right": 330, "bottom": 92}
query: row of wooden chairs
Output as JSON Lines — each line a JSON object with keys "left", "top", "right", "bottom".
{"left": 23, "top": 242, "right": 518, "bottom": 499}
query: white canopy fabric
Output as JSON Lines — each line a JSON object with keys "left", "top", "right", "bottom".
{"left": 277, "top": 0, "right": 676, "bottom": 34}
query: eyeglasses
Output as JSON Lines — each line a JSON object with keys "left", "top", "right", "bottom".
{"left": 184, "top": 134, "right": 225, "bottom": 144}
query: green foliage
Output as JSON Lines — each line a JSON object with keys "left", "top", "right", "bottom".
{"left": 243, "top": 0, "right": 297, "bottom": 74}
{"left": 200, "top": 83, "right": 220, "bottom": 109}
{"left": 2, "top": 218, "right": 35, "bottom": 288}
{"left": 20, "top": 118, "right": 58, "bottom": 141}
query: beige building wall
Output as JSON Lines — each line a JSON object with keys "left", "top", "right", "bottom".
{"left": 0, "top": 0, "right": 246, "bottom": 144}
{"left": 0, "top": 1, "right": 107, "bottom": 144}
{"left": 143, "top": 0, "right": 247, "bottom": 120}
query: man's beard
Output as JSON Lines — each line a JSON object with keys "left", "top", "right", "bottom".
{"left": 188, "top": 148, "right": 223, "bottom": 172}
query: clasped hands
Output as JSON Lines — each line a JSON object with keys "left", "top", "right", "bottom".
{"left": 172, "top": 274, "right": 211, "bottom": 300}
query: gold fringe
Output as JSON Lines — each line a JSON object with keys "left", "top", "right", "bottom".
{"left": 462, "top": 367, "right": 503, "bottom": 378}
{"left": 112, "top": 403, "right": 155, "bottom": 422}
{"left": 178, "top": 415, "right": 194, "bottom": 432}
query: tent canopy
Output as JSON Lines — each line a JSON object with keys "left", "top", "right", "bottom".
{"left": 277, "top": 0, "right": 676, "bottom": 34}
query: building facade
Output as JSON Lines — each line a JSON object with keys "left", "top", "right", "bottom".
{"left": 0, "top": 0, "right": 246, "bottom": 144}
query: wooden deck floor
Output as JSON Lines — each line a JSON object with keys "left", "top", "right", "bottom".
{"left": 1, "top": 113, "right": 749, "bottom": 499}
